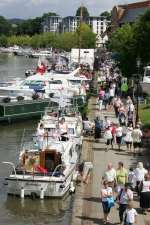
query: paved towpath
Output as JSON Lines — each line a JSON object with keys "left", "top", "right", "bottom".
{"left": 71, "top": 96, "right": 150, "bottom": 225}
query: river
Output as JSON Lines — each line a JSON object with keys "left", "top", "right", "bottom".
{"left": 0, "top": 54, "right": 73, "bottom": 225}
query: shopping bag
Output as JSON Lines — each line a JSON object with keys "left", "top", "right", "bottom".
{"left": 107, "top": 196, "right": 115, "bottom": 208}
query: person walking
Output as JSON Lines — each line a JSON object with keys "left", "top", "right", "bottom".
{"left": 98, "top": 87, "right": 105, "bottom": 111}
{"left": 116, "top": 162, "right": 128, "bottom": 193}
{"left": 132, "top": 125, "right": 143, "bottom": 156}
{"left": 117, "top": 183, "right": 133, "bottom": 224}
{"left": 140, "top": 174, "right": 150, "bottom": 214}
{"left": 115, "top": 124, "right": 123, "bottom": 151}
{"left": 104, "top": 126, "right": 113, "bottom": 152}
{"left": 103, "top": 89, "right": 110, "bottom": 110}
{"left": 101, "top": 180, "right": 113, "bottom": 224}
{"left": 94, "top": 116, "right": 102, "bottom": 140}
{"left": 102, "top": 163, "right": 116, "bottom": 188}
{"left": 128, "top": 168, "right": 136, "bottom": 191}
{"left": 124, "top": 124, "right": 133, "bottom": 152}
{"left": 124, "top": 201, "right": 138, "bottom": 225}
{"left": 134, "top": 162, "right": 148, "bottom": 196}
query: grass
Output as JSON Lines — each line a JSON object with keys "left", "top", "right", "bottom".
{"left": 139, "top": 104, "right": 150, "bottom": 127}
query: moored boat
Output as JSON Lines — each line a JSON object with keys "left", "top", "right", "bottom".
{"left": 3, "top": 106, "right": 82, "bottom": 198}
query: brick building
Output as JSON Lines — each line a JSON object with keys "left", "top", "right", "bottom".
{"left": 111, "top": 0, "right": 150, "bottom": 32}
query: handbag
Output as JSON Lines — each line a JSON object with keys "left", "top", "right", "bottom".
{"left": 107, "top": 196, "right": 115, "bottom": 208}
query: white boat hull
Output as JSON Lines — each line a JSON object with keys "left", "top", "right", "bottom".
{"left": 6, "top": 169, "right": 75, "bottom": 198}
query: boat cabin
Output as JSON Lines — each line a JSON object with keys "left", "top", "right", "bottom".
{"left": 20, "top": 149, "right": 62, "bottom": 175}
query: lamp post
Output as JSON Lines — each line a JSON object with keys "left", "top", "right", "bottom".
{"left": 136, "top": 57, "right": 141, "bottom": 123}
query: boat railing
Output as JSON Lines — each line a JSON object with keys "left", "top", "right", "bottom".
{"left": 1, "top": 161, "right": 17, "bottom": 179}
{"left": 52, "top": 164, "right": 64, "bottom": 177}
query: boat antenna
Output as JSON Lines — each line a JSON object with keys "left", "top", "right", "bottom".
{"left": 78, "top": 3, "right": 83, "bottom": 65}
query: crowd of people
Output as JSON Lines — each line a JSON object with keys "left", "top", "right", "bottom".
{"left": 101, "top": 162, "right": 150, "bottom": 225}
{"left": 97, "top": 60, "right": 150, "bottom": 225}
{"left": 82, "top": 58, "right": 150, "bottom": 225}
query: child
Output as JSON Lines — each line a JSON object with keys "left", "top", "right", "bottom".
{"left": 124, "top": 201, "right": 137, "bottom": 225}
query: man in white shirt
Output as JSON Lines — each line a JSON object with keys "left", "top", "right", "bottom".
{"left": 102, "top": 163, "right": 116, "bottom": 188}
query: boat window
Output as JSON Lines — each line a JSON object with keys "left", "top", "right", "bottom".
{"left": 69, "top": 148, "right": 73, "bottom": 157}
{"left": 49, "top": 80, "right": 62, "bottom": 84}
{"left": 145, "top": 68, "right": 150, "bottom": 77}
{"left": 68, "top": 128, "right": 75, "bottom": 135}
{"left": 69, "top": 80, "right": 81, "bottom": 85}
{"left": 22, "top": 80, "right": 45, "bottom": 86}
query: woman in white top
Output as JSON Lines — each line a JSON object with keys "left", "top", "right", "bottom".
{"left": 124, "top": 124, "right": 133, "bottom": 152}
{"left": 132, "top": 125, "right": 143, "bottom": 155}
{"left": 140, "top": 174, "right": 150, "bottom": 213}
{"left": 104, "top": 127, "right": 112, "bottom": 152}
{"left": 134, "top": 162, "right": 147, "bottom": 196}
{"left": 115, "top": 124, "right": 123, "bottom": 151}
{"left": 101, "top": 180, "right": 113, "bottom": 224}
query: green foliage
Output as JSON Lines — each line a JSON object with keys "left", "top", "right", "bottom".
{"left": 76, "top": 23, "right": 96, "bottom": 49}
{"left": 108, "top": 23, "right": 137, "bottom": 77}
{"left": 0, "top": 16, "right": 12, "bottom": 36}
{"left": 16, "top": 17, "right": 42, "bottom": 35}
{"left": 134, "top": 9, "right": 150, "bottom": 65}
{"left": 139, "top": 104, "right": 150, "bottom": 126}
{"left": 100, "top": 11, "right": 111, "bottom": 20}
{"left": 0, "top": 35, "right": 8, "bottom": 46}
{"left": 108, "top": 9, "right": 150, "bottom": 78}
{"left": 76, "top": 6, "right": 90, "bottom": 20}
{"left": 5, "top": 24, "right": 96, "bottom": 50}
{"left": 42, "top": 12, "right": 58, "bottom": 19}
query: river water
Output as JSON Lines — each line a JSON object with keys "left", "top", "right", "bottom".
{"left": 0, "top": 54, "right": 73, "bottom": 225}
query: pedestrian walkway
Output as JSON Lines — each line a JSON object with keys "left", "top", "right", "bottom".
{"left": 71, "top": 96, "right": 149, "bottom": 225}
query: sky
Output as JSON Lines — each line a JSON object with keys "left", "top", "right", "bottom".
{"left": 0, "top": 0, "right": 145, "bottom": 19}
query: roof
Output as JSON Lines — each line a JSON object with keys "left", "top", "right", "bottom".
{"left": 119, "top": 6, "right": 148, "bottom": 23}
{"left": 113, "top": 0, "right": 150, "bottom": 23}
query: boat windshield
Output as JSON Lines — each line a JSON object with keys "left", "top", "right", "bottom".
{"left": 22, "top": 80, "right": 45, "bottom": 86}
{"left": 49, "top": 80, "right": 62, "bottom": 84}
{"left": 144, "top": 67, "right": 150, "bottom": 77}
{"left": 69, "top": 80, "right": 81, "bottom": 85}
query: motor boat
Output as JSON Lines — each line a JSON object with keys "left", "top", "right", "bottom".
{"left": 141, "top": 66, "right": 150, "bottom": 95}
{"left": 30, "top": 50, "right": 52, "bottom": 59}
{"left": 0, "top": 68, "right": 90, "bottom": 101}
{"left": 3, "top": 106, "right": 82, "bottom": 198}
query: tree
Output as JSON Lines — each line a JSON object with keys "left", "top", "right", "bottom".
{"left": 100, "top": 11, "right": 111, "bottom": 20}
{"left": 108, "top": 23, "right": 137, "bottom": 77}
{"left": 16, "top": 17, "right": 42, "bottom": 36}
{"left": 0, "top": 16, "right": 11, "bottom": 36}
{"left": 76, "top": 23, "right": 96, "bottom": 49}
{"left": 134, "top": 9, "right": 150, "bottom": 66}
{"left": 42, "top": 12, "right": 58, "bottom": 19}
{"left": 76, "top": 6, "right": 90, "bottom": 21}
{"left": 0, "top": 35, "right": 8, "bottom": 46}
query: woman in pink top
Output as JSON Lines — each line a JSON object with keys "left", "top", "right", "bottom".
{"left": 98, "top": 88, "right": 105, "bottom": 111}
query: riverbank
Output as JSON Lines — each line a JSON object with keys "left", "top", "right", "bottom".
{"left": 71, "top": 95, "right": 150, "bottom": 225}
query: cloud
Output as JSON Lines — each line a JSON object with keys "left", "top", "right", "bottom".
{"left": 0, "top": 0, "right": 145, "bottom": 19}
